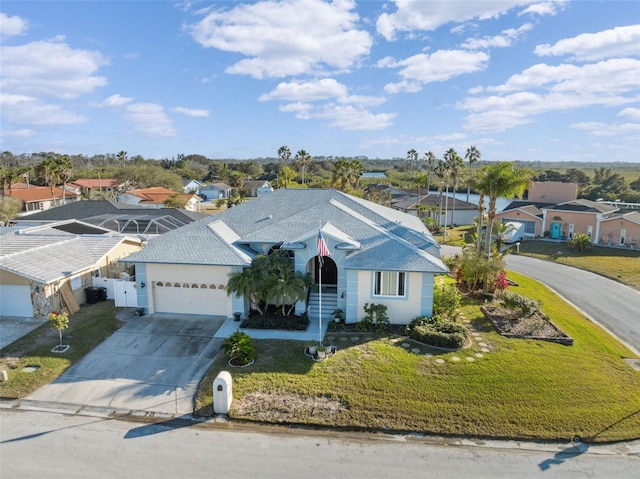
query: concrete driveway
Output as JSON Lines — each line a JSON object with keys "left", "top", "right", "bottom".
{"left": 26, "top": 312, "right": 224, "bottom": 416}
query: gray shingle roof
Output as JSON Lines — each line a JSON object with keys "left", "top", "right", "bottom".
{"left": 124, "top": 189, "right": 447, "bottom": 273}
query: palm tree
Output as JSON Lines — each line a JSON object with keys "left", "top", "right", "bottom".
{"left": 464, "top": 146, "right": 481, "bottom": 202}
{"left": 56, "top": 155, "right": 73, "bottom": 203}
{"left": 332, "top": 158, "right": 351, "bottom": 191}
{"left": 348, "top": 159, "right": 364, "bottom": 190}
{"left": 35, "top": 156, "right": 60, "bottom": 205}
{"left": 468, "top": 168, "right": 487, "bottom": 255}
{"left": 444, "top": 148, "right": 464, "bottom": 228}
{"left": 226, "top": 268, "right": 264, "bottom": 315}
{"left": 277, "top": 146, "right": 291, "bottom": 188}
{"left": 478, "top": 162, "right": 533, "bottom": 259}
{"left": 294, "top": 149, "right": 312, "bottom": 186}
{"left": 117, "top": 151, "right": 128, "bottom": 169}
{"left": 424, "top": 151, "right": 436, "bottom": 193}
{"left": 433, "top": 160, "right": 449, "bottom": 231}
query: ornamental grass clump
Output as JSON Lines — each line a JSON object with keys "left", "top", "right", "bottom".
{"left": 501, "top": 291, "right": 539, "bottom": 318}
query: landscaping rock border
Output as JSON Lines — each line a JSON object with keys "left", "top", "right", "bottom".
{"left": 481, "top": 305, "right": 574, "bottom": 346}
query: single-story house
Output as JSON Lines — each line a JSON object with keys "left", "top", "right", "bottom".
{"left": 495, "top": 201, "right": 552, "bottom": 238}
{"left": 241, "top": 180, "right": 273, "bottom": 197}
{"left": 117, "top": 187, "right": 202, "bottom": 211}
{"left": 183, "top": 179, "right": 205, "bottom": 194}
{"left": 0, "top": 221, "right": 143, "bottom": 318}
{"left": 197, "top": 181, "right": 233, "bottom": 200}
{"left": 124, "top": 189, "right": 448, "bottom": 324}
{"left": 11, "top": 200, "right": 209, "bottom": 235}
{"left": 4, "top": 185, "right": 79, "bottom": 213}
{"left": 541, "top": 199, "right": 619, "bottom": 242}
{"left": 67, "top": 178, "right": 124, "bottom": 198}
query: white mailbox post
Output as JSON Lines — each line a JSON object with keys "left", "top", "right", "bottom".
{"left": 213, "top": 370, "right": 233, "bottom": 414}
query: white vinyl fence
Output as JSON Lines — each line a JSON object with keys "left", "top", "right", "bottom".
{"left": 93, "top": 277, "right": 138, "bottom": 308}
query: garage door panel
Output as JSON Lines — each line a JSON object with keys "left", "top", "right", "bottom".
{"left": 0, "top": 285, "right": 34, "bottom": 318}
{"left": 153, "top": 285, "right": 228, "bottom": 315}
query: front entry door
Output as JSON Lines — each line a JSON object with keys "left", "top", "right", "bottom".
{"left": 315, "top": 257, "right": 337, "bottom": 285}
{"left": 550, "top": 222, "right": 562, "bottom": 239}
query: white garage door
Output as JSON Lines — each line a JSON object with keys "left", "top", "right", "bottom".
{"left": 0, "top": 285, "right": 34, "bottom": 318}
{"left": 152, "top": 281, "right": 228, "bottom": 315}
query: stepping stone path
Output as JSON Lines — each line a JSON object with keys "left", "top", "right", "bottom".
{"left": 481, "top": 347, "right": 490, "bottom": 353}
{"left": 402, "top": 343, "right": 410, "bottom": 348}
{"left": 451, "top": 356, "right": 460, "bottom": 362}
{"left": 351, "top": 336, "right": 359, "bottom": 342}
{"left": 425, "top": 353, "right": 433, "bottom": 357}
{"left": 411, "top": 348, "right": 421, "bottom": 354}
{"left": 466, "top": 357, "right": 475, "bottom": 362}
{"left": 435, "top": 359, "right": 445, "bottom": 364}
{"left": 475, "top": 353, "right": 484, "bottom": 358}
{"left": 478, "top": 342, "right": 488, "bottom": 347}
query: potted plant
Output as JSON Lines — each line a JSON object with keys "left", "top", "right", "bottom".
{"left": 316, "top": 344, "right": 326, "bottom": 359}
{"left": 223, "top": 331, "right": 255, "bottom": 367}
{"left": 307, "top": 343, "right": 317, "bottom": 355}
{"left": 331, "top": 309, "right": 345, "bottom": 323}
{"left": 233, "top": 312, "right": 242, "bottom": 321}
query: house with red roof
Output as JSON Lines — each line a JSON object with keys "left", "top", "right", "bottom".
{"left": 117, "top": 187, "right": 202, "bottom": 211}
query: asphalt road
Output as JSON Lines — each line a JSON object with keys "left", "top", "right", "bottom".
{"left": 1, "top": 410, "right": 638, "bottom": 479}
{"left": 441, "top": 245, "right": 640, "bottom": 356}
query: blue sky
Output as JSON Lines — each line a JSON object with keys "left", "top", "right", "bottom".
{"left": 1, "top": 1, "right": 639, "bottom": 162}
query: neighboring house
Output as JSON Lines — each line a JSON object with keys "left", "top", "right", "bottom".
{"left": 242, "top": 180, "right": 273, "bottom": 197}
{"left": 495, "top": 201, "right": 552, "bottom": 238}
{"left": 541, "top": 199, "right": 619, "bottom": 242}
{"left": 183, "top": 179, "right": 205, "bottom": 193}
{"left": 0, "top": 221, "right": 143, "bottom": 318}
{"left": 124, "top": 189, "right": 448, "bottom": 324}
{"left": 197, "top": 181, "right": 233, "bottom": 201}
{"left": 12, "top": 200, "right": 209, "bottom": 235}
{"left": 117, "top": 187, "right": 202, "bottom": 211}
{"left": 3, "top": 186, "right": 79, "bottom": 213}
{"left": 67, "top": 178, "right": 124, "bottom": 198}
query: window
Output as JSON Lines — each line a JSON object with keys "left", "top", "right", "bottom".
{"left": 70, "top": 275, "right": 82, "bottom": 291}
{"left": 374, "top": 271, "right": 406, "bottom": 297}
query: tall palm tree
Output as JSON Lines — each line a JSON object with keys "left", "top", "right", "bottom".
{"left": 464, "top": 146, "right": 481, "bottom": 202}
{"left": 277, "top": 145, "right": 291, "bottom": 188}
{"left": 226, "top": 268, "right": 264, "bottom": 315}
{"left": 469, "top": 168, "right": 487, "bottom": 254}
{"left": 56, "top": 155, "right": 73, "bottom": 203}
{"left": 424, "top": 151, "right": 436, "bottom": 193}
{"left": 35, "top": 156, "right": 60, "bottom": 204}
{"left": 294, "top": 149, "right": 312, "bottom": 187}
{"left": 478, "top": 162, "right": 533, "bottom": 258}
{"left": 348, "top": 159, "right": 364, "bottom": 190}
{"left": 117, "top": 151, "right": 128, "bottom": 169}
{"left": 433, "top": 160, "right": 449, "bottom": 230}
{"left": 332, "top": 158, "right": 351, "bottom": 191}
{"left": 444, "top": 148, "right": 464, "bottom": 228}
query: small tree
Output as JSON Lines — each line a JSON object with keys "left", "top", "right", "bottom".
{"left": 568, "top": 232, "right": 592, "bottom": 252}
{"left": 223, "top": 331, "right": 255, "bottom": 366}
{"left": 48, "top": 311, "right": 69, "bottom": 347}
{"left": 163, "top": 193, "right": 188, "bottom": 209}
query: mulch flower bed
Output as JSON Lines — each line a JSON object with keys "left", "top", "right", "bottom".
{"left": 481, "top": 305, "right": 574, "bottom": 346}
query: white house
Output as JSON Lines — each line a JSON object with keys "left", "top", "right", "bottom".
{"left": 124, "top": 189, "right": 448, "bottom": 324}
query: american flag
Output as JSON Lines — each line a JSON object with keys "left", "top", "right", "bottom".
{"left": 317, "top": 230, "right": 332, "bottom": 265}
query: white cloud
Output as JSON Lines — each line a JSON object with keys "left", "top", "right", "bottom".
{"left": 619, "top": 107, "right": 640, "bottom": 120}
{"left": 376, "top": 0, "right": 536, "bottom": 41}
{"left": 338, "top": 95, "right": 386, "bottom": 107}
{"left": 0, "top": 13, "right": 29, "bottom": 39}
{"left": 0, "top": 37, "right": 108, "bottom": 99}
{"left": 259, "top": 78, "right": 348, "bottom": 102}
{"left": 279, "top": 102, "right": 313, "bottom": 119}
{"left": 0, "top": 93, "right": 86, "bottom": 125}
{"left": 188, "top": 0, "right": 372, "bottom": 78}
{"left": 488, "top": 59, "right": 640, "bottom": 95}
{"left": 461, "top": 23, "right": 533, "bottom": 50}
{"left": 519, "top": 1, "right": 567, "bottom": 17}
{"left": 174, "top": 106, "right": 210, "bottom": 117}
{"left": 571, "top": 121, "right": 640, "bottom": 137}
{"left": 380, "top": 49, "right": 490, "bottom": 85}
{"left": 315, "top": 104, "right": 396, "bottom": 130}
{"left": 383, "top": 80, "right": 422, "bottom": 94}
{"left": 125, "top": 103, "right": 176, "bottom": 137}
{"left": 94, "top": 94, "right": 133, "bottom": 108}
{"left": 534, "top": 24, "right": 640, "bottom": 61}
{"left": 2, "top": 128, "right": 34, "bottom": 138}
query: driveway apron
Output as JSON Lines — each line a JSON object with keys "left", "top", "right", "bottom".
{"left": 26, "top": 313, "right": 225, "bottom": 416}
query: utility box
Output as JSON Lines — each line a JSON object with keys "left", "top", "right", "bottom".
{"left": 213, "top": 370, "right": 233, "bottom": 414}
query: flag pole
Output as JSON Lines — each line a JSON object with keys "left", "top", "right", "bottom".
{"left": 318, "top": 260, "right": 322, "bottom": 345}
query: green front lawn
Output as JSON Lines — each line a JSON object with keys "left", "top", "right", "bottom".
{"left": 197, "top": 272, "right": 640, "bottom": 442}
{"left": 516, "top": 241, "right": 640, "bottom": 290}
{"left": 0, "top": 302, "right": 122, "bottom": 398}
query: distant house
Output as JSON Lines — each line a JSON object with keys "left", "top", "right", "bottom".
{"left": 528, "top": 181, "right": 578, "bottom": 204}
{"left": 197, "top": 181, "right": 233, "bottom": 200}
{"left": 495, "top": 201, "right": 551, "bottom": 238}
{"left": 182, "top": 179, "right": 205, "bottom": 194}
{"left": 117, "top": 187, "right": 202, "bottom": 211}
{"left": 0, "top": 221, "right": 143, "bottom": 318}
{"left": 242, "top": 180, "right": 273, "bottom": 197}
{"left": 124, "top": 189, "right": 448, "bottom": 324}
{"left": 599, "top": 211, "right": 640, "bottom": 247}
{"left": 67, "top": 178, "right": 124, "bottom": 198}
{"left": 4, "top": 186, "right": 79, "bottom": 213}
{"left": 541, "top": 199, "right": 619, "bottom": 242}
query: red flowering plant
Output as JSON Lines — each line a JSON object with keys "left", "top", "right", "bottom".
{"left": 493, "top": 271, "right": 509, "bottom": 297}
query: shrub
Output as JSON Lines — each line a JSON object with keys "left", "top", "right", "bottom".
{"left": 448, "top": 249, "right": 505, "bottom": 292}
{"left": 223, "top": 331, "right": 255, "bottom": 365}
{"left": 357, "top": 303, "right": 389, "bottom": 333}
{"left": 493, "top": 271, "right": 509, "bottom": 296}
{"left": 432, "top": 279, "right": 461, "bottom": 319}
{"left": 410, "top": 321, "right": 468, "bottom": 349}
{"left": 568, "top": 232, "right": 592, "bottom": 252}
{"left": 501, "top": 291, "right": 539, "bottom": 317}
